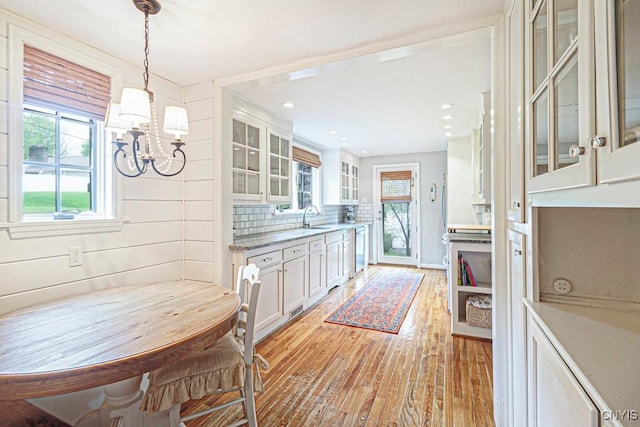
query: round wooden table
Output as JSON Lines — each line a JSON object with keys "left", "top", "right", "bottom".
{"left": 0, "top": 280, "right": 240, "bottom": 401}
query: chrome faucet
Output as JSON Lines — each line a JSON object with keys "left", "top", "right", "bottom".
{"left": 302, "top": 205, "right": 320, "bottom": 228}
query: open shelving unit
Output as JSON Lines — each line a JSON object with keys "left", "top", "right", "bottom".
{"left": 450, "top": 241, "right": 492, "bottom": 339}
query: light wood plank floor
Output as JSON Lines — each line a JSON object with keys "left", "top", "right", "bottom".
{"left": 182, "top": 265, "right": 494, "bottom": 426}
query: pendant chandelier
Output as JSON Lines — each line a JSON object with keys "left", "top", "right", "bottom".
{"left": 105, "top": 0, "right": 189, "bottom": 177}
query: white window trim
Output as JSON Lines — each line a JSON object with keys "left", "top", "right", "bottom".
{"left": 3, "top": 24, "right": 126, "bottom": 238}
{"left": 275, "top": 143, "right": 322, "bottom": 214}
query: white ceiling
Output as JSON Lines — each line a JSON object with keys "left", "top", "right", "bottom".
{"left": 0, "top": 0, "right": 504, "bottom": 156}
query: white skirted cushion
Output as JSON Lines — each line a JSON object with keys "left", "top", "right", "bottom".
{"left": 140, "top": 333, "right": 245, "bottom": 412}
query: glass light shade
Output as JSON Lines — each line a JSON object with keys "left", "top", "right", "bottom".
{"left": 104, "top": 103, "right": 132, "bottom": 139}
{"left": 163, "top": 106, "right": 189, "bottom": 139}
{"left": 119, "top": 88, "right": 151, "bottom": 128}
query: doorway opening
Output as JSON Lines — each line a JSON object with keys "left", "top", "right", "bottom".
{"left": 373, "top": 164, "right": 420, "bottom": 266}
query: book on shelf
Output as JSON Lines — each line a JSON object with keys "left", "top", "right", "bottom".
{"left": 458, "top": 254, "right": 476, "bottom": 287}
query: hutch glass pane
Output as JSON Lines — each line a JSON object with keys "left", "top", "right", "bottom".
{"left": 270, "top": 134, "right": 279, "bottom": 155}
{"left": 248, "top": 149, "right": 259, "bottom": 172}
{"left": 232, "top": 119, "right": 246, "bottom": 145}
{"left": 247, "top": 124, "right": 259, "bottom": 149}
{"left": 617, "top": 0, "right": 640, "bottom": 147}
{"left": 233, "top": 146, "right": 246, "bottom": 169}
{"left": 533, "top": 0, "right": 549, "bottom": 90}
{"left": 247, "top": 173, "right": 260, "bottom": 195}
{"left": 270, "top": 155, "right": 279, "bottom": 175}
{"left": 533, "top": 89, "right": 549, "bottom": 176}
{"left": 554, "top": 54, "right": 579, "bottom": 169}
{"left": 554, "top": 0, "right": 577, "bottom": 63}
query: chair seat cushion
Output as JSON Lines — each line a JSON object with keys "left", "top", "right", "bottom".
{"left": 140, "top": 333, "right": 245, "bottom": 412}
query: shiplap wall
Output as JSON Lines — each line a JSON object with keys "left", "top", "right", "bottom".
{"left": 0, "top": 11, "right": 184, "bottom": 314}
{"left": 183, "top": 81, "right": 215, "bottom": 282}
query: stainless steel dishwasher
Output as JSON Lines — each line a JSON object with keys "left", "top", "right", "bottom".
{"left": 354, "top": 225, "right": 369, "bottom": 274}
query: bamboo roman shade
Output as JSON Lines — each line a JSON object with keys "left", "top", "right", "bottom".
{"left": 380, "top": 171, "right": 413, "bottom": 201}
{"left": 23, "top": 45, "right": 111, "bottom": 120}
{"left": 292, "top": 146, "right": 322, "bottom": 168}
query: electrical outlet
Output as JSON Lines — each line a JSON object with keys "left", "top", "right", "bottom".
{"left": 69, "top": 247, "right": 83, "bottom": 267}
{"left": 552, "top": 278, "right": 572, "bottom": 294}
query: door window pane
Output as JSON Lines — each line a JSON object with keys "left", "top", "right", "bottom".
{"left": 554, "top": 54, "right": 579, "bottom": 169}
{"left": 382, "top": 202, "right": 411, "bottom": 258}
{"left": 533, "top": 89, "right": 549, "bottom": 176}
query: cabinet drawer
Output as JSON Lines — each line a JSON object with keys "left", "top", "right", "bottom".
{"left": 343, "top": 230, "right": 352, "bottom": 241}
{"left": 309, "top": 238, "right": 324, "bottom": 253}
{"left": 283, "top": 243, "right": 307, "bottom": 260}
{"left": 326, "top": 231, "right": 342, "bottom": 244}
{"left": 248, "top": 250, "right": 282, "bottom": 268}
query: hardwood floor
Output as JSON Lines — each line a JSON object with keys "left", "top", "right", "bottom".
{"left": 181, "top": 266, "right": 494, "bottom": 426}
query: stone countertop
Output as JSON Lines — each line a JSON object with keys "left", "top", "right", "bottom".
{"left": 230, "top": 222, "right": 371, "bottom": 251}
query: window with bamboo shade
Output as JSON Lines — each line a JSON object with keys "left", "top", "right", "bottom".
{"left": 380, "top": 171, "right": 413, "bottom": 201}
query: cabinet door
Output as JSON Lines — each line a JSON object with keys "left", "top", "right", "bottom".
{"left": 509, "top": 230, "right": 527, "bottom": 427}
{"left": 266, "top": 127, "right": 291, "bottom": 203}
{"left": 232, "top": 115, "right": 263, "bottom": 200}
{"left": 594, "top": 0, "right": 640, "bottom": 184}
{"left": 254, "top": 263, "right": 283, "bottom": 332}
{"left": 308, "top": 249, "right": 326, "bottom": 300}
{"left": 342, "top": 234, "right": 352, "bottom": 279}
{"left": 283, "top": 256, "right": 306, "bottom": 314}
{"left": 341, "top": 161, "right": 351, "bottom": 203}
{"left": 526, "top": 0, "right": 596, "bottom": 193}
{"left": 351, "top": 165, "right": 359, "bottom": 202}
{"left": 527, "top": 315, "right": 599, "bottom": 427}
{"left": 326, "top": 241, "right": 341, "bottom": 287}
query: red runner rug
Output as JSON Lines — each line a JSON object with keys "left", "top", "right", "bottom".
{"left": 325, "top": 271, "right": 424, "bottom": 334}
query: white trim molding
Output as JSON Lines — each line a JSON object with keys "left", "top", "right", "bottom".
{"left": 1, "top": 218, "right": 127, "bottom": 240}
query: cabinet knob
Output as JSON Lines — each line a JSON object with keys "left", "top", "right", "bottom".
{"left": 514, "top": 249, "right": 522, "bottom": 256}
{"left": 568, "top": 144, "right": 585, "bottom": 158}
{"left": 512, "top": 201, "right": 521, "bottom": 209}
{"left": 590, "top": 135, "right": 607, "bottom": 149}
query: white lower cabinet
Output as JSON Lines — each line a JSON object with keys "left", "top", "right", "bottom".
{"left": 253, "top": 263, "right": 283, "bottom": 334}
{"left": 308, "top": 239, "right": 326, "bottom": 304}
{"left": 283, "top": 253, "right": 306, "bottom": 316}
{"left": 527, "top": 313, "right": 599, "bottom": 427}
{"left": 326, "top": 233, "right": 342, "bottom": 288}
{"left": 342, "top": 231, "right": 352, "bottom": 279}
{"left": 508, "top": 230, "right": 527, "bottom": 427}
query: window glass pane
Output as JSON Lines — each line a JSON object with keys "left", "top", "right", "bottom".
{"left": 61, "top": 169, "right": 91, "bottom": 212}
{"left": 533, "top": 89, "right": 549, "bottom": 176}
{"left": 232, "top": 119, "right": 246, "bottom": 145}
{"left": 60, "top": 119, "right": 91, "bottom": 167}
{"left": 554, "top": 0, "right": 577, "bottom": 63}
{"left": 534, "top": 1, "right": 548, "bottom": 90}
{"left": 280, "top": 158, "right": 289, "bottom": 177}
{"left": 281, "top": 178, "right": 289, "bottom": 197}
{"left": 617, "top": 0, "right": 640, "bottom": 147}
{"left": 281, "top": 138, "right": 289, "bottom": 156}
{"left": 23, "top": 164, "right": 56, "bottom": 213}
{"left": 233, "top": 171, "right": 246, "bottom": 194}
{"left": 270, "top": 177, "right": 279, "bottom": 196}
{"left": 270, "top": 155, "right": 279, "bottom": 175}
{"left": 23, "top": 111, "right": 56, "bottom": 164}
{"left": 554, "top": 55, "right": 579, "bottom": 169}
{"left": 247, "top": 173, "right": 260, "bottom": 195}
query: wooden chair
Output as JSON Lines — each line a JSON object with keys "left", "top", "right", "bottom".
{"left": 138, "top": 264, "right": 267, "bottom": 427}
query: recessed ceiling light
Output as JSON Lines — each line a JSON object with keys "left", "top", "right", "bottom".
{"left": 445, "top": 132, "right": 454, "bottom": 137}
{"left": 442, "top": 114, "right": 454, "bottom": 120}
{"left": 361, "top": 150, "right": 369, "bottom": 154}
{"left": 444, "top": 124, "right": 454, "bottom": 129}
{"left": 282, "top": 102, "right": 294, "bottom": 108}
{"left": 329, "top": 129, "right": 338, "bottom": 134}
{"left": 340, "top": 137, "right": 348, "bottom": 141}
{"left": 441, "top": 103, "right": 454, "bottom": 109}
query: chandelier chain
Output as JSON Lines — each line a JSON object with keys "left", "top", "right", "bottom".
{"left": 143, "top": 7, "right": 150, "bottom": 92}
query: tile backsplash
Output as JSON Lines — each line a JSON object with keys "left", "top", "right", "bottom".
{"left": 233, "top": 205, "right": 349, "bottom": 237}
{"left": 355, "top": 203, "right": 373, "bottom": 222}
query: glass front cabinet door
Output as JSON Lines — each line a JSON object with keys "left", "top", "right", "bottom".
{"left": 527, "top": 0, "right": 640, "bottom": 193}
{"left": 232, "top": 115, "right": 263, "bottom": 200}
{"left": 266, "top": 127, "right": 292, "bottom": 203}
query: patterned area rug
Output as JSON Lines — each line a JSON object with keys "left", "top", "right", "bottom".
{"left": 325, "top": 271, "right": 424, "bottom": 333}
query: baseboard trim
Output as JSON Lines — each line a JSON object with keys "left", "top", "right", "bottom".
{"left": 420, "top": 263, "right": 446, "bottom": 270}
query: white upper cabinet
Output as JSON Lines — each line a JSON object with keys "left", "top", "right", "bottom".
{"left": 526, "top": 0, "right": 640, "bottom": 194}
{"left": 593, "top": 0, "right": 640, "bottom": 185}
{"left": 322, "top": 148, "right": 359, "bottom": 205}
{"left": 526, "top": 0, "right": 596, "bottom": 193}
{"left": 232, "top": 105, "right": 293, "bottom": 204}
